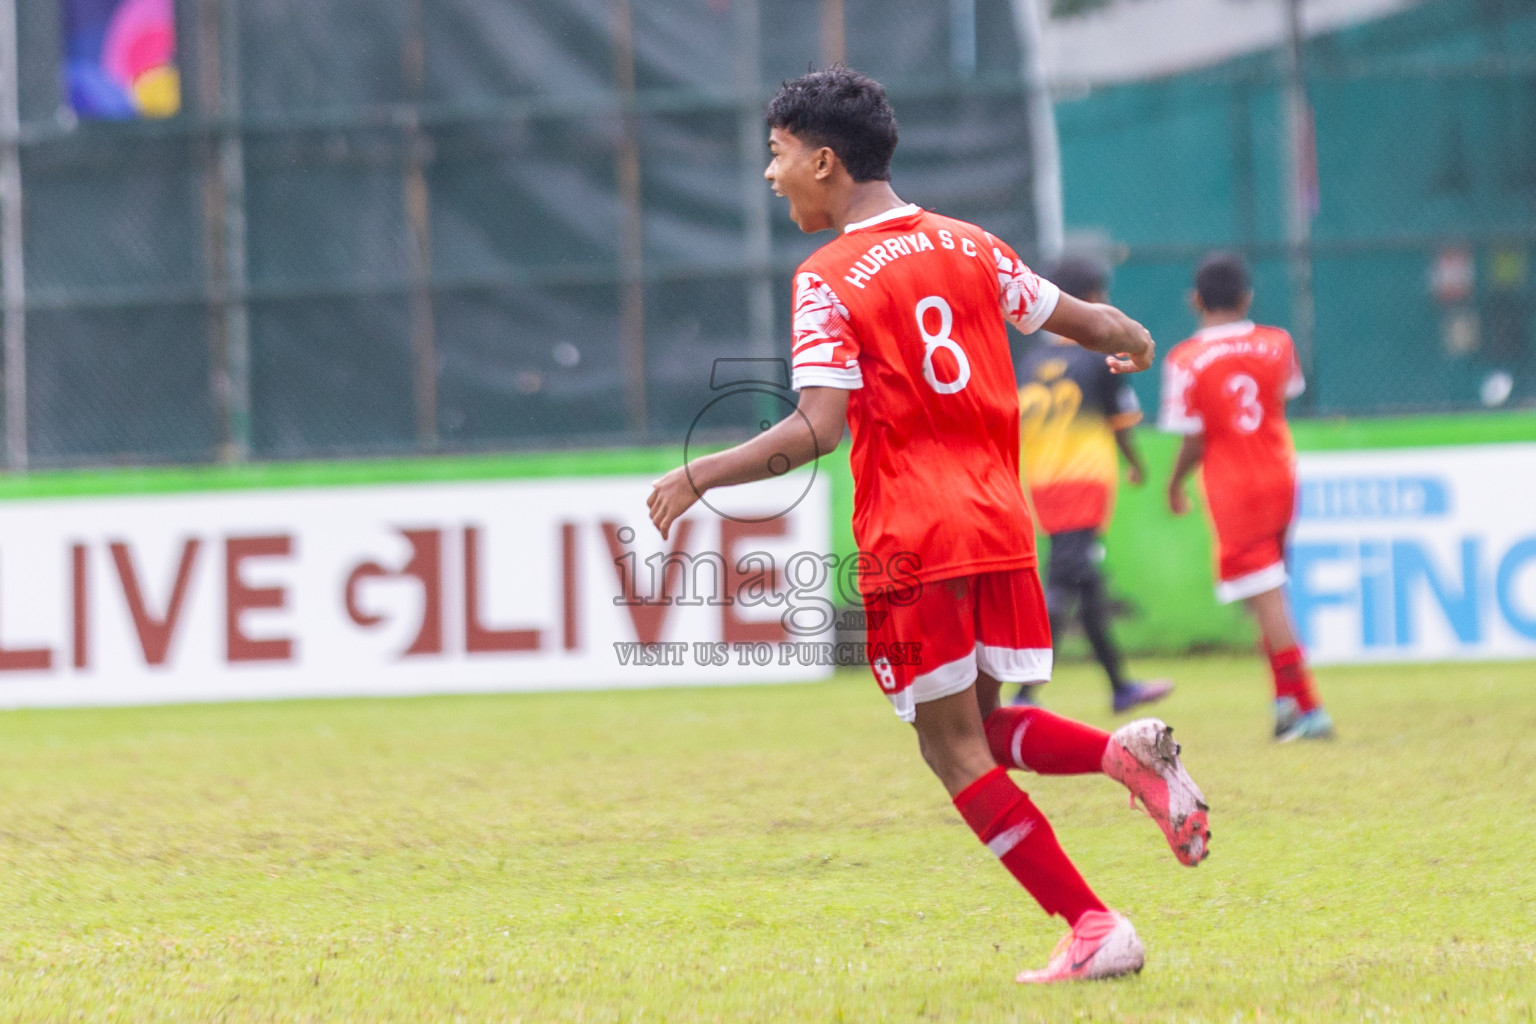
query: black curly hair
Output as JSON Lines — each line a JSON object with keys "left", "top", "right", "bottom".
{"left": 1195, "top": 251, "right": 1251, "bottom": 311}
{"left": 765, "top": 66, "right": 898, "bottom": 183}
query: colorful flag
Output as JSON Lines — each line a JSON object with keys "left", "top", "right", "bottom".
{"left": 63, "top": 0, "right": 180, "bottom": 120}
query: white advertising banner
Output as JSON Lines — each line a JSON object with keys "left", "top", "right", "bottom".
{"left": 1290, "top": 443, "right": 1536, "bottom": 666}
{"left": 0, "top": 473, "right": 835, "bottom": 707}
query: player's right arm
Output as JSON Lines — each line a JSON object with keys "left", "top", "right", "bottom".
{"left": 1157, "top": 351, "right": 1204, "bottom": 515}
{"left": 1042, "top": 293, "right": 1155, "bottom": 375}
{"left": 647, "top": 387, "right": 847, "bottom": 541}
{"left": 649, "top": 268, "right": 861, "bottom": 540}
{"left": 1167, "top": 433, "right": 1205, "bottom": 516}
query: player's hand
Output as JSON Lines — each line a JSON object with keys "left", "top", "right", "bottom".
{"left": 647, "top": 466, "right": 701, "bottom": 541}
{"left": 1127, "top": 464, "right": 1145, "bottom": 487}
{"left": 1168, "top": 482, "right": 1191, "bottom": 516}
{"left": 1106, "top": 332, "right": 1155, "bottom": 375}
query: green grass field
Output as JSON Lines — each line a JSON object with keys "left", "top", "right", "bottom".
{"left": 1, "top": 656, "right": 1533, "bottom": 1022}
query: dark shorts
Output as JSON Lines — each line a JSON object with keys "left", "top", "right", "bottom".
{"left": 1045, "top": 528, "right": 1103, "bottom": 590}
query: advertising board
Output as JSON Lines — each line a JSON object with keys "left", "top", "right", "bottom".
{"left": 1290, "top": 444, "right": 1536, "bottom": 665}
{"left": 0, "top": 474, "right": 833, "bottom": 707}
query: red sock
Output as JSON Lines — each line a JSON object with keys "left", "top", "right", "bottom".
{"left": 953, "top": 767, "right": 1107, "bottom": 925}
{"left": 1269, "top": 646, "right": 1320, "bottom": 713}
{"left": 984, "top": 706, "right": 1111, "bottom": 775}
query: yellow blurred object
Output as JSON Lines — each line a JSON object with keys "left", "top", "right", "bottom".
{"left": 1490, "top": 246, "right": 1528, "bottom": 290}
{"left": 133, "top": 66, "right": 181, "bottom": 118}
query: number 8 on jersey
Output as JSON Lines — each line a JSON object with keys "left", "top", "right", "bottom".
{"left": 915, "top": 296, "right": 971, "bottom": 395}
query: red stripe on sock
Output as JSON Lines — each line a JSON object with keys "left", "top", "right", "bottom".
{"left": 983, "top": 706, "right": 1111, "bottom": 775}
{"left": 1269, "top": 645, "right": 1320, "bottom": 713}
{"left": 952, "top": 767, "right": 1107, "bottom": 925}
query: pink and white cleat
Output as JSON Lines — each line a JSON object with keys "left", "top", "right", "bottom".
{"left": 1102, "top": 718, "right": 1210, "bottom": 866}
{"left": 1016, "top": 909, "right": 1145, "bottom": 984}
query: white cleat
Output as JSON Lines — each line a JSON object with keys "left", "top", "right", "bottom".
{"left": 1102, "top": 718, "right": 1211, "bottom": 866}
{"left": 1016, "top": 909, "right": 1145, "bottom": 984}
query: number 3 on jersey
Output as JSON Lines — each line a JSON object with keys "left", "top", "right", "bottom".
{"left": 914, "top": 296, "right": 971, "bottom": 395}
{"left": 1225, "top": 372, "right": 1263, "bottom": 432}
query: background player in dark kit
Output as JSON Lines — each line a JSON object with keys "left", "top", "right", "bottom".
{"left": 1014, "top": 256, "right": 1172, "bottom": 714}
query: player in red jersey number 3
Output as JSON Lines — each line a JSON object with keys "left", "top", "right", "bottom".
{"left": 648, "top": 68, "right": 1210, "bottom": 984}
{"left": 1161, "top": 253, "right": 1335, "bottom": 741}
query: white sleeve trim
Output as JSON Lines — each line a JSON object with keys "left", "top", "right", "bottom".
{"left": 1159, "top": 358, "right": 1202, "bottom": 434}
{"left": 792, "top": 365, "right": 863, "bottom": 391}
{"left": 1159, "top": 409, "right": 1205, "bottom": 435}
{"left": 1012, "top": 279, "right": 1061, "bottom": 335}
{"left": 1285, "top": 367, "right": 1307, "bottom": 399}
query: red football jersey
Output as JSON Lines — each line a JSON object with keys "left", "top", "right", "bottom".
{"left": 790, "top": 204, "right": 1061, "bottom": 595}
{"left": 1158, "top": 320, "right": 1305, "bottom": 541}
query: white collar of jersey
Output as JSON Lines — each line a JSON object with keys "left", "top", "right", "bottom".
{"left": 842, "top": 203, "right": 922, "bottom": 234}
{"left": 1194, "top": 319, "right": 1255, "bottom": 341}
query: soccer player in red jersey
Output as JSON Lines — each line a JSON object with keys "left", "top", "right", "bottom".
{"left": 1160, "top": 252, "right": 1335, "bottom": 741}
{"left": 648, "top": 68, "right": 1209, "bottom": 984}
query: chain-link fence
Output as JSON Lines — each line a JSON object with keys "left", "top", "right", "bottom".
{"left": 5, "top": 0, "right": 1054, "bottom": 467}
{"left": 1057, "top": 0, "right": 1536, "bottom": 417}
{"left": 6, "top": 0, "right": 1531, "bottom": 471}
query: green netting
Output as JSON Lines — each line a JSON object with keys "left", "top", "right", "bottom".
{"left": 7, "top": 0, "right": 1045, "bottom": 466}
{"left": 1056, "top": 0, "right": 1536, "bottom": 417}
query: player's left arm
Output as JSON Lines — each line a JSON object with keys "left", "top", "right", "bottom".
{"left": 1041, "top": 293, "right": 1155, "bottom": 375}
{"left": 647, "top": 386, "right": 849, "bottom": 540}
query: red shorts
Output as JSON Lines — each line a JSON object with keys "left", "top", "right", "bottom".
{"left": 863, "top": 568, "right": 1053, "bottom": 722}
{"left": 1207, "top": 474, "right": 1296, "bottom": 604}
{"left": 1214, "top": 527, "right": 1290, "bottom": 604}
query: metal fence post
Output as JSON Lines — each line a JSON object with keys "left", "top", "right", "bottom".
{"left": 1284, "top": 0, "right": 1318, "bottom": 409}
{"left": 0, "top": 0, "right": 26, "bottom": 472}
{"left": 1011, "top": 0, "right": 1064, "bottom": 264}
{"left": 403, "top": 0, "right": 437, "bottom": 451}
{"left": 736, "top": 0, "right": 771, "bottom": 354}
{"left": 219, "top": 0, "right": 251, "bottom": 461}
{"left": 612, "top": 0, "right": 646, "bottom": 434}
{"left": 198, "top": 0, "right": 251, "bottom": 462}
{"left": 735, "top": 0, "right": 780, "bottom": 431}
{"left": 821, "top": 0, "right": 845, "bottom": 67}
{"left": 950, "top": 0, "right": 977, "bottom": 78}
